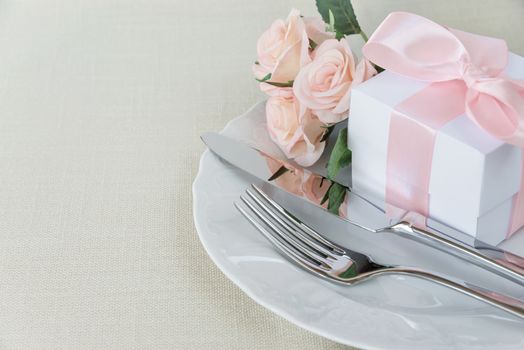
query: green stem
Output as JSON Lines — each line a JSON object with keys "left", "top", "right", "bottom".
{"left": 359, "top": 30, "right": 369, "bottom": 42}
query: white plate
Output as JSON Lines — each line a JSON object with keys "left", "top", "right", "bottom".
{"left": 193, "top": 102, "right": 524, "bottom": 350}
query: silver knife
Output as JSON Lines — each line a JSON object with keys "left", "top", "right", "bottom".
{"left": 201, "top": 132, "right": 524, "bottom": 287}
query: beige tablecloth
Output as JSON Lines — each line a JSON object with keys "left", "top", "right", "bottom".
{"left": 0, "top": 0, "right": 522, "bottom": 349}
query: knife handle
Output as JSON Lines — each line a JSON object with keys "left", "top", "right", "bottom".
{"left": 389, "top": 222, "right": 524, "bottom": 286}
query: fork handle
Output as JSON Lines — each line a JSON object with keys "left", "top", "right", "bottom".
{"left": 364, "top": 267, "right": 524, "bottom": 319}
{"left": 390, "top": 222, "right": 524, "bottom": 287}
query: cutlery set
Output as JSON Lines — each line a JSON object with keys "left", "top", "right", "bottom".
{"left": 201, "top": 132, "right": 524, "bottom": 319}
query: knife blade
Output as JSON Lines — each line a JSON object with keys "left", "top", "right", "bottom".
{"left": 201, "top": 132, "right": 524, "bottom": 286}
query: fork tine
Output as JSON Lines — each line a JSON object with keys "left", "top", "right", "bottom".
{"left": 250, "top": 184, "right": 345, "bottom": 254}
{"left": 234, "top": 202, "right": 329, "bottom": 272}
{"left": 245, "top": 188, "right": 339, "bottom": 260}
{"left": 240, "top": 195, "right": 330, "bottom": 266}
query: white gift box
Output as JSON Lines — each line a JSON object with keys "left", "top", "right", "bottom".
{"left": 348, "top": 53, "right": 524, "bottom": 246}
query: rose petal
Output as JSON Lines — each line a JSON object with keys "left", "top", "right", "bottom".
{"left": 304, "top": 17, "right": 335, "bottom": 46}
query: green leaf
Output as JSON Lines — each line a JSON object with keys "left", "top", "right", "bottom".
{"left": 316, "top": 0, "right": 362, "bottom": 37}
{"left": 267, "top": 165, "right": 289, "bottom": 182}
{"left": 263, "top": 80, "right": 294, "bottom": 88}
{"left": 335, "top": 31, "right": 345, "bottom": 41}
{"left": 327, "top": 182, "right": 347, "bottom": 215}
{"left": 320, "top": 181, "right": 335, "bottom": 206}
{"left": 255, "top": 73, "right": 272, "bottom": 83}
{"left": 318, "top": 179, "right": 348, "bottom": 214}
{"left": 327, "top": 127, "right": 352, "bottom": 180}
{"left": 255, "top": 73, "right": 293, "bottom": 87}
{"left": 320, "top": 124, "right": 335, "bottom": 143}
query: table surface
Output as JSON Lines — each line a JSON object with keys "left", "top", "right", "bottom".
{"left": 0, "top": 0, "right": 522, "bottom": 349}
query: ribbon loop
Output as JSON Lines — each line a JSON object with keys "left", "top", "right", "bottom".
{"left": 363, "top": 12, "right": 466, "bottom": 82}
{"left": 466, "top": 79, "right": 524, "bottom": 146}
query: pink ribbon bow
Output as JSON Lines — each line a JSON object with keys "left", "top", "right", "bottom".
{"left": 361, "top": 12, "right": 524, "bottom": 237}
{"left": 363, "top": 12, "right": 524, "bottom": 147}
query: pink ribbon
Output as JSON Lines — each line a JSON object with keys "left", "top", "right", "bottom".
{"left": 385, "top": 80, "right": 466, "bottom": 218}
{"left": 362, "top": 12, "right": 524, "bottom": 237}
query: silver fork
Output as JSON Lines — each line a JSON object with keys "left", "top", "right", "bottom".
{"left": 234, "top": 184, "right": 524, "bottom": 320}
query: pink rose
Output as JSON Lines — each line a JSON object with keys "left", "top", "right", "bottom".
{"left": 304, "top": 17, "right": 335, "bottom": 46}
{"left": 266, "top": 96, "right": 326, "bottom": 167}
{"left": 293, "top": 39, "right": 377, "bottom": 124}
{"left": 265, "top": 157, "right": 304, "bottom": 196}
{"left": 252, "top": 9, "right": 311, "bottom": 84}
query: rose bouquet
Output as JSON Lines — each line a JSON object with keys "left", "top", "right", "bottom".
{"left": 253, "top": 1, "right": 377, "bottom": 213}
